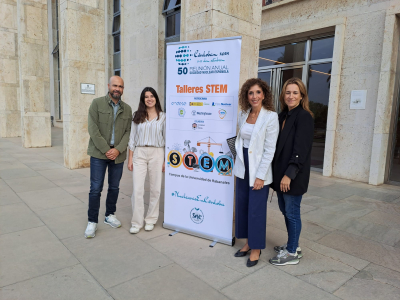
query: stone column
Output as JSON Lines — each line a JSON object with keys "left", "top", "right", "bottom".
{"left": 59, "top": 0, "right": 106, "bottom": 169}
{"left": 181, "top": 0, "right": 262, "bottom": 87}
{"left": 0, "top": 0, "right": 20, "bottom": 137}
{"left": 122, "top": 0, "right": 165, "bottom": 110}
{"left": 17, "top": 0, "right": 51, "bottom": 147}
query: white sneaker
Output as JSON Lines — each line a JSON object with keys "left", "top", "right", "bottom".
{"left": 85, "top": 222, "right": 97, "bottom": 238}
{"left": 104, "top": 214, "right": 121, "bottom": 228}
{"left": 130, "top": 225, "right": 140, "bottom": 234}
{"left": 144, "top": 224, "right": 154, "bottom": 231}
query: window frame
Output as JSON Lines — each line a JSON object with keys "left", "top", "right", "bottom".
{"left": 112, "top": 2, "right": 121, "bottom": 76}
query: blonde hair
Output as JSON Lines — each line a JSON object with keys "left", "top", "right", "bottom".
{"left": 279, "top": 77, "right": 314, "bottom": 117}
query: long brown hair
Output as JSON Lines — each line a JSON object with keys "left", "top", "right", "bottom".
{"left": 279, "top": 77, "right": 314, "bottom": 117}
{"left": 238, "top": 78, "right": 275, "bottom": 112}
{"left": 133, "top": 87, "right": 163, "bottom": 124}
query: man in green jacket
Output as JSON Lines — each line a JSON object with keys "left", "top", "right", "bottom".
{"left": 85, "top": 76, "right": 132, "bottom": 238}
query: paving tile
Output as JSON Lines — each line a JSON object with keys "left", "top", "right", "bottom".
{"left": 267, "top": 209, "right": 333, "bottom": 241}
{"left": 18, "top": 187, "right": 83, "bottom": 212}
{"left": 334, "top": 277, "right": 400, "bottom": 300}
{"left": 0, "top": 185, "right": 22, "bottom": 205}
{"left": 356, "top": 189, "right": 400, "bottom": 203}
{"left": 11, "top": 154, "right": 52, "bottom": 163}
{"left": 119, "top": 207, "right": 171, "bottom": 241}
{"left": 62, "top": 228, "right": 172, "bottom": 289}
{"left": 300, "top": 240, "right": 369, "bottom": 270}
{"left": 318, "top": 231, "right": 400, "bottom": 273}
{"left": 360, "top": 210, "right": 400, "bottom": 229}
{"left": 280, "top": 245, "right": 359, "bottom": 293}
{"left": 308, "top": 179, "right": 336, "bottom": 187}
{"left": 0, "top": 161, "right": 28, "bottom": 170}
{"left": 301, "top": 207, "right": 371, "bottom": 230}
{"left": 0, "top": 227, "right": 78, "bottom": 287}
{"left": 221, "top": 265, "right": 340, "bottom": 300}
{"left": 0, "top": 167, "right": 40, "bottom": 180}
{"left": 359, "top": 263, "right": 400, "bottom": 289}
{"left": 301, "top": 196, "right": 342, "bottom": 208}
{"left": 0, "top": 203, "right": 44, "bottom": 235}
{"left": 38, "top": 168, "right": 86, "bottom": 181}
{"left": 339, "top": 218, "right": 400, "bottom": 246}
{"left": 0, "top": 264, "right": 113, "bottom": 300}
{"left": 5, "top": 176, "right": 57, "bottom": 193}
{"left": 53, "top": 177, "right": 90, "bottom": 194}
{"left": 343, "top": 195, "right": 400, "bottom": 216}
{"left": 108, "top": 263, "right": 228, "bottom": 300}
{"left": 306, "top": 183, "right": 359, "bottom": 200}
{"left": 37, "top": 203, "right": 94, "bottom": 240}
{"left": 147, "top": 232, "right": 262, "bottom": 290}
{"left": 24, "top": 161, "right": 65, "bottom": 171}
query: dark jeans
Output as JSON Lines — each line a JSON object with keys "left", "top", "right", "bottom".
{"left": 276, "top": 191, "right": 303, "bottom": 253}
{"left": 235, "top": 147, "right": 269, "bottom": 249}
{"left": 88, "top": 156, "right": 124, "bottom": 223}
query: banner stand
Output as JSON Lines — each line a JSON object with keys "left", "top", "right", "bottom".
{"left": 163, "top": 37, "right": 242, "bottom": 248}
{"left": 163, "top": 222, "right": 236, "bottom": 246}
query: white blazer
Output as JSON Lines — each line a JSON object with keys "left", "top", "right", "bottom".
{"left": 233, "top": 107, "right": 279, "bottom": 186}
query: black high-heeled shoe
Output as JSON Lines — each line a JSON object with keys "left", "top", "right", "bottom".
{"left": 246, "top": 250, "right": 261, "bottom": 267}
{"left": 234, "top": 248, "right": 252, "bottom": 257}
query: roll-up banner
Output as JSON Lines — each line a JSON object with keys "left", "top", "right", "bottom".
{"left": 163, "top": 37, "right": 242, "bottom": 245}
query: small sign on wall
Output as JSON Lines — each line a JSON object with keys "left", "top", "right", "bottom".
{"left": 350, "top": 90, "right": 367, "bottom": 109}
{"left": 81, "top": 83, "right": 95, "bottom": 95}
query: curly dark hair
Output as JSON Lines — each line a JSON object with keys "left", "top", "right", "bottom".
{"left": 238, "top": 78, "right": 275, "bottom": 112}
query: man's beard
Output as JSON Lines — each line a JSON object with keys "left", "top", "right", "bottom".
{"left": 110, "top": 91, "right": 121, "bottom": 100}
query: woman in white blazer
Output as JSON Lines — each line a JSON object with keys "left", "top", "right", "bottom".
{"left": 233, "top": 78, "right": 279, "bottom": 267}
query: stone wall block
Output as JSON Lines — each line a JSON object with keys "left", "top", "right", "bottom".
{"left": 185, "top": 0, "right": 212, "bottom": 17}
{"left": 136, "top": 28, "right": 159, "bottom": 61}
{"left": 369, "top": 132, "right": 389, "bottom": 185}
{"left": 213, "top": 1, "right": 254, "bottom": 24}
{"left": 0, "top": 59, "right": 18, "bottom": 84}
{"left": 185, "top": 10, "right": 212, "bottom": 32}
{"left": 28, "top": 79, "right": 45, "bottom": 112}
{"left": 0, "top": 2, "right": 17, "bottom": 30}
{"left": 0, "top": 85, "right": 19, "bottom": 111}
{"left": 0, "top": 31, "right": 17, "bottom": 57}
{"left": 23, "top": 113, "right": 51, "bottom": 148}
{"left": 76, "top": 11, "right": 104, "bottom": 63}
{"left": 377, "top": 70, "right": 397, "bottom": 134}
{"left": 20, "top": 42, "right": 44, "bottom": 77}
{"left": 77, "top": 0, "right": 98, "bottom": 9}
{"left": 333, "top": 123, "right": 373, "bottom": 182}
{"left": 26, "top": 5, "right": 43, "bottom": 40}
{"left": 184, "top": 26, "right": 212, "bottom": 42}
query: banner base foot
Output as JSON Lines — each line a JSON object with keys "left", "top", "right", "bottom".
{"left": 209, "top": 241, "right": 218, "bottom": 247}
{"left": 169, "top": 230, "right": 179, "bottom": 237}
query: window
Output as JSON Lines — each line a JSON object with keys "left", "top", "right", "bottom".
{"left": 112, "top": 0, "right": 121, "bottom": 75}
{"left": 258, "top": 36, "right": 335, "bottom": 169}
{"left": 163, "top": 0, "right": 181, "bottom": 109}
{"left": 163, "top": 0, "right": 181, "bottom": 14}
{"left": 51, "top": 0, "right": 61, "bottom": 121}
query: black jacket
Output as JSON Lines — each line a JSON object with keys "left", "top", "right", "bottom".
{"left": 270, "top": 105, "right": 314, "bottom": 196}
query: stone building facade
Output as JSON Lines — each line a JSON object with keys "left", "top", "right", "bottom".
{"left": 1, "top": 0, "right": 400, "bottom": 186}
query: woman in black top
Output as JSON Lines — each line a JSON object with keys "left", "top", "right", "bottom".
{"left": 269, "top": 77, "right": 314, "bottom": 266}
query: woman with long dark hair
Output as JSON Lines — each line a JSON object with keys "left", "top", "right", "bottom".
{"left": 127, "top": 87, "right": 165, "bottom": 234}
{"left": 269, "top": 77, "right": 314, "bottom": 265}
{"left": 233, "top": 78, "right": 279, "bottom": 267}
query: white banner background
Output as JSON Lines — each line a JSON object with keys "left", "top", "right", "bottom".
{"left": 164, "top": 37, "right": 242, "bottom": 245}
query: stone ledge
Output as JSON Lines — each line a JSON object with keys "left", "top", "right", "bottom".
{"left": 262, "top": 0, "right": 304, "bottom": 10}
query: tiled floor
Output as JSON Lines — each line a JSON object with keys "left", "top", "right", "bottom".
{"left": 1, "top": 128, "right": 400, "bottom": 299}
